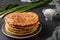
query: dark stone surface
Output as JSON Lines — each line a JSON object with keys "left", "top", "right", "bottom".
{"left": 0, "top": 0, "right": 59, "bottom": 40}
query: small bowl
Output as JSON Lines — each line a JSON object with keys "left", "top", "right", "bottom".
{"left": 2, "top": 24, "right": 42, "bottom": 39}
{"left": 21, "top": 0, "right": 40, "bottom": 3}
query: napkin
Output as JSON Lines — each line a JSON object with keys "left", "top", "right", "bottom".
{"left": 46, "top": 26, "right": 60, "bottom": 40}
{"left": 49, "top": 0, "right": 55, "bottom": 5}
{"left": 53, "top": 14, "right": 60, "bottom": 21}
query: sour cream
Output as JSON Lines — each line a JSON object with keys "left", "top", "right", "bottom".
{"left": 42, "top": 9, "right": 56, "bottom": 21}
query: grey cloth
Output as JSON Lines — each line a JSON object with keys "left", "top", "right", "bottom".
{"left": 46, "top": 26, "right": 60, "bottom": 40}
{"left": 49, "top": 0, "right": 55, "bottom": 5}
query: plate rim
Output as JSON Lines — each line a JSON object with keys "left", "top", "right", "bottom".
{"left": 2, "top": 23, "right": 42, "bottom": 39}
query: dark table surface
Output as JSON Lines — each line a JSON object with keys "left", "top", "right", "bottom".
{"left": 0, "top": 0, "right": 59, "bottom": 40}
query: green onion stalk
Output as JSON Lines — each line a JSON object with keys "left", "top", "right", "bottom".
{"left": 0, "top": 0, "right": 52, "bottom": 19}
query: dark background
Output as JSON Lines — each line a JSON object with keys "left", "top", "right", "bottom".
{"left": 0, "top": 0, "right": 59, "bottom": 40}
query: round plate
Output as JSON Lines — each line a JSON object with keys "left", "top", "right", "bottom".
{"left": 2, "top": 24, "right": 42, "bottom": 39}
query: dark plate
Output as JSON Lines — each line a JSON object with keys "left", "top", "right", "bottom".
{"left": 2, "top": 24, "right": 42, "bottom": 39}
